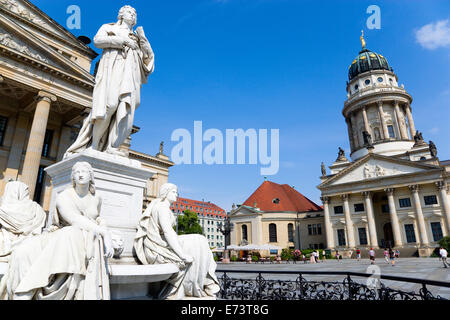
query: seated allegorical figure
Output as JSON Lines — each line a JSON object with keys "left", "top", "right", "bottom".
{"left": 0, "top": 181, "right": 47, "bottom": 262}
{"left": 134, "top": 183, "right": 220, "bottom": 300}
{"left": 0, "top": 162, "right": 116, "bottom": 300}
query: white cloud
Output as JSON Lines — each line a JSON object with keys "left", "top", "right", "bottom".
{"left": 429, "top": 127, "right": 440, "bottom": 135}
{"left": 416, "top": 19, "right": 450, "bottom": 50}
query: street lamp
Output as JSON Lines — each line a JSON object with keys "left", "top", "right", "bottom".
{"left": 218, "top": 216, "right": 234, "bottom": 263}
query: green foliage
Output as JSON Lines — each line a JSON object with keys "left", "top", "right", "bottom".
{"left": 281, "top": 248, "right": 292, "bottom": 260}
{"left": 231, "top": 256, "right": 238, "bottom": 262}
{"left": 176, "top": 210, "right": 203, "bottom": 235}
{"left": 252, "top": 255, "right": 259, "bottom": 262}
{"left": 438, "top": 236, "right": 450, "bottom": 251}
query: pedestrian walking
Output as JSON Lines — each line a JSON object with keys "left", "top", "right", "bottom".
{"left": 384, "top": 248, "right": 389, "bottom": 263}
{"left": 322, "top": 250, "right": 326, "bottom": 262}
{"left": 369, "top": 248, "right": 375, "bottom": 265}
{"left": 356, "top": 248, "right": 361, "bottom": 261}
{"left": 389, "top": 248, "right": 395, "bottom": 266}
{"left": 335, "top": 250, "right": 340, "bottom": 262}
{"left": 439, "top": 247, "right": 449, "bottom": 268}
{"left": 395, "top": 249, "right": 400, "bottom": 259}
{"left": 314, "top": 250, "right": 319, "bottom": 263}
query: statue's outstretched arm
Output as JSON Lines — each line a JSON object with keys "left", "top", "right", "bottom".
{"left": 94, "top": 24, "right": 125, "bottom": 50}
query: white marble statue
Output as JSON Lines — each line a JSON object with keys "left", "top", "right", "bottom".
{"left": 363, "top": 164, "right": 372, "bottom": 179}
{"left": 65, "top": 5, "right": 155, "bottom": 157}
{"left": 375, "top": 165, "right": 385, "bottom": 177}
{"left": 134, "top": 183, "right": 220, "bottom": 300}
{"left": 0, "top": 162, "right": 115, "bottom": 300}
{"left": 0, "top": 181, "right": 46, "bottom": 262}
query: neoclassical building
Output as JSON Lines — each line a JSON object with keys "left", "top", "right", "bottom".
{"left": 230, "top": 180, "right": 325, "bottom": 255}
{"left": 318, "top": 36, "right": 449, "bottom": 257}
{"left": 0, "top": 0, "right": 173, "bottom": 210}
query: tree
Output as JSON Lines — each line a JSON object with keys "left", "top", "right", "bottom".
{"left": 176, "top": 210, "right": 203, "bottom": 235}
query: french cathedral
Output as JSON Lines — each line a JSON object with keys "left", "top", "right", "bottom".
{"left": 318, "top": 34, "right": 449, "bottom": 257}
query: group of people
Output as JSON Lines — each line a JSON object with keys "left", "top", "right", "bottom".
{"left": 366, "top": 248, "right": 399, "bottom": 266}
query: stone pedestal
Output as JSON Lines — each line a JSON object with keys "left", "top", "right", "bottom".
{"left": 45, "top": 149, "right": 155, "bottom": 257}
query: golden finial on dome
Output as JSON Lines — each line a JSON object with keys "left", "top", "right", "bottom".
{"left": 361, "top": 30, "right": 366, "bottom": 49}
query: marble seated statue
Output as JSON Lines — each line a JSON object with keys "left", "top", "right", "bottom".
{"left": 134, "top": 183, "right": 220, "bottom": 300}
{"left": 0, "top": 162, "right": 118, "bottom": 300}
{"left": 0, "top": 181, "right": 47, "bottom": 262}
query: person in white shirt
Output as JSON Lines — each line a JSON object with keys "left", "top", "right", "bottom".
{"left": 439, "top": 247, "right": 448, "bottom": 268}
{"left": 369, "top": 248, "right": 376, "bottom": 265}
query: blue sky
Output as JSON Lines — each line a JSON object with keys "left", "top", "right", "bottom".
{"left": 34, "top": 0, "right": 450, "bottom": 211}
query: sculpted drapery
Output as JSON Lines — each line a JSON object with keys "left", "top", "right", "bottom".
{"left": 134, "top": 183, "right": 220, "bottom": 300}
{"left": 65, "top": 5, "right": 154, "bottom": 157}
{"left": 0, "top": 162, "right": 114, "bottom": 300}
{"left": 0, "top": 181, "right": 46, "bottom": 261}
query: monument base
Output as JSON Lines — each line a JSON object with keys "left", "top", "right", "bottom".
{"left": 45, "top": 149, "right": 155, "bottom": 257}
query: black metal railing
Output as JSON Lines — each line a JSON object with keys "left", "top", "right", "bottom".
{"left": 216, "top": 270, "right": 450, "bottom": 300}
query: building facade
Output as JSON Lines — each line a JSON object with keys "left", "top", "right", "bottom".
{"left": 170, "top": 197, "right": 227, "bottom": 248}
{"left": 229, "top": 180, "right": 325, "bottom": 256}
{"left": 0, "top": 0, "right": 173, "bottom": 211}
{"left": 318, "top": 36, "right": 449, "bottom": 257}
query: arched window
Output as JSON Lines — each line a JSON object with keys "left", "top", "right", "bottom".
{"left": 288, "top": 224, "right": 294, "bottom": 242}
{"left": 242, "top": 225, "right": 248, "bottom": 241}
{"left": 269, "top": 224, "right": 277, "bottom": 243}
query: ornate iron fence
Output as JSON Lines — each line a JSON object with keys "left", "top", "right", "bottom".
{"left": 217, "top": 270, "right": 450, "bottom": 300}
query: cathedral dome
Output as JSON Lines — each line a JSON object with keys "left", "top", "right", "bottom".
{"left": 348, "top": 48, "right": 390, "bottom": 81}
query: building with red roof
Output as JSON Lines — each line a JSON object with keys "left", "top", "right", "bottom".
{"left": 170, "top": 197, "right": 227, "bottom": 248}
{"left": 229, "top": 180, "right": 326, "bottom": 255}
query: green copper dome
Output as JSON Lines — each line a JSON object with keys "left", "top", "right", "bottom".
{"left": 348, "top": 48, "right": 390, "bottom": 81}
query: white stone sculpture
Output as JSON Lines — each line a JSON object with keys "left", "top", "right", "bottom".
{"left": 65, "top": 5, "right": 155, "bottom": 158}
{"left": 363, "top": 164, "right": 372, "bottom": 179}
{"left": 134, "top": 183, "right": 220, "bottom": 300}
{"left": 0, "top": 181, "right": 46, "bottom": 262}
{"left": 375, "top": 165, "right": 385, "bottom": 177}
{"left": 0, "top": 162, "right": 115, "bottom": 300}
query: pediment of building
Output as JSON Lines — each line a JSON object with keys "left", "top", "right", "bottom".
{"left": 230, "top": 206, "right": 259, "bottom": 218}
{"left": 320, "top": 154, "right": 441, "bottom": 188}
{"left": 0, "top": 0, "right": 95, "bottom": 57}
{"left": 0, "top": 11, "right": 94, "bottom": 84}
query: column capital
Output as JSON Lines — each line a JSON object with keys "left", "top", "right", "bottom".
{"left": 377, "top": 100, "right": 384, "bottom": 107}
{"left": 436, "top": 181, "right": 447, "bottom": 191}
{"left": 409, "top": 184, "right": 419, "bottom": 193}
{"left": 384, "top": 188, "right": 395, "bottom": 196}
{"left": 341, "top": 194, "right": 349, "bottom": 201}
{"left": 37, "top": 91, "right": 57, "bottom": 104}
{"left": 321, "top": 196, "right": 330, "bottom": 204}
{"left": 362, "top": 191, "right": 371, "bottom": 198}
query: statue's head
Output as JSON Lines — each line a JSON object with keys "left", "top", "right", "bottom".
{"left": 158, "top": 183, "right": 178, "bottom": 203}
{"left": 118, "top": 5, "right": 137, "bottom": 27}
{"left": 2, "top": 180, "right": 30, "bottom": 204}
{"left": 71, "top": 162, "right": 95, "bottom": 195}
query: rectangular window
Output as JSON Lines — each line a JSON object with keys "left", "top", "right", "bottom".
{"left": 33, "top": 166, "right": 46, "bottom": 204}
{"left": 317, "top": 224, "right": 322, "bottom": 235}
{"left": 334, "top": 206, "right": 344, "bottom": 215}
{"left": 404, "top": 224, "right": 416, "bottom": 243}
{"left": 308, "top": 225, "right": 312, "bottom": 235}
{"left": 0, "top": 116, "right": 7, "bottom": 146}
{"left": 424, "top": 195, "right": 438, "bottom": 206}
{"left": 399, "top": 198, "right": 411, "bottom": 208}
{"left": 337, "top": 229, "right": 346, "bottom": 246}
{"left": 358, "top": 228, "right": 368, "bottom": 245}
{"left": 354, "top": 203, "right": 365, "bottom": 212}
{"left": 431, "top": 222, "right": 443, "bottom": 242}
{"left": 42, "top": 130, "right": 54, "bottom": 158}
{"left": 312, "top": 224, "right": 317, "bottom": 235}
{"left": 387, "top": 125, "right": 395, "bottom": 138}
{"left": 381, "top": 204, "right": 390, "bottom": 213}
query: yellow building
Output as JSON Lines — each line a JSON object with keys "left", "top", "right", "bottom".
{"left": 229, "top": 180, "right": 325, "bottom": 256}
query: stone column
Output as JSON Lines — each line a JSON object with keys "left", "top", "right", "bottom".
{"left": 362, "top": 106, "right": 372, "bottom": 136}
{"left": 378, "top": 101, "right": 389, "bottom": 140}
{"left": 405, "top": 104, "right": 416, "bottom": 139}
{"left": 385, "top": 188, "right": 403, "bottom": 247}
{"left": 409, "top": 185, "right": 430, "bottom": 246}
{"left": 362, "top": 191, "right": 378, "bottom": 248}
{"left": 346, "top": 118, "right": 355, "bottom": 152}
{"left": 3, "top": 112, "right": 29, "bottom": 181}
{"left": 321, "top": 196, "right": 335, "bottom": 249}
{"left": 20, "top": 91, "right": 56, "bottom": 198}
{"left": 342, "top": 194, "right": 356, "bottom": 248}
{"left": 394, "top": 101, "right": 409, "bottom": 140}
{"left": 436, "top": 181, "right": 450, "bottom": 235}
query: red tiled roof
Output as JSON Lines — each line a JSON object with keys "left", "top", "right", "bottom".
{"left": 170, "top": 197, "right": 227, "bottom": 218}
{"left": 243, "top": 181, "right": 322, "bottom": 212}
